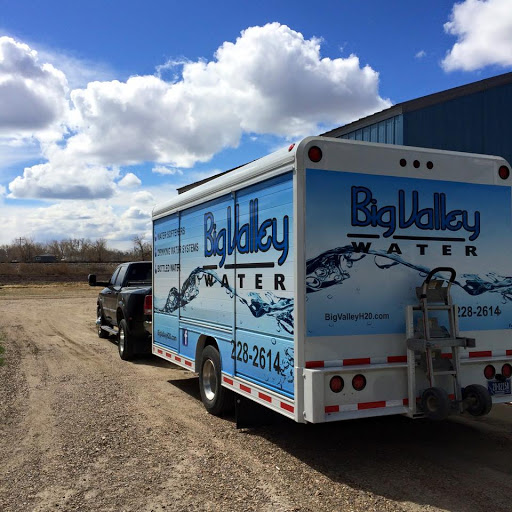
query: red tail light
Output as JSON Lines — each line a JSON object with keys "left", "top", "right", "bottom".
{"left": 502, "top": 363, "right": 512, "bottom": 378}
{"left": 144, "top": 294, "right": 152, "bottom": 315}
{"left": 484, "top": 364, "right": 496, "bottom": 379}
{"left": 329, "top": 376, "right": 344, "bottom": 393}
{"left": 352, "top": 374, "right": 366, "bottom": 391}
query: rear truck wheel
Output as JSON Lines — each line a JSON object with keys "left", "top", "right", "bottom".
{"left": 97, "top": 307, "right": 109, "bottom": 339}
{"left": 463, "top": 384, "right": 492, "bottom": 416}
{"left": 118, "top": 319, "right": 134, "bottom": 361}
{"left": 198, "top": 345, "right": 232, "bottom": 416}
{"left": 421, "top": 387, "right": 451, "bottom": 421}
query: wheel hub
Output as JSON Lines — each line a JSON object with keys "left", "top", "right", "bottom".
{"left": 119, "top": 329, "right": 125, "bottom": 354}
{"left": 203, "top": 359, "right": 217, "bottom": 401}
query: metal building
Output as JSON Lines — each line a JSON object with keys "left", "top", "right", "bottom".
{"left": 323, "top": 72, "right": 512, "bottom": 165}
{"left": 178, "top": 72, "right": 512, "bottom": 195}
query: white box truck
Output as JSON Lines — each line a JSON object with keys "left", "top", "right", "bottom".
{"left": 151, "top": 137, "right": 512, "bottom": 423}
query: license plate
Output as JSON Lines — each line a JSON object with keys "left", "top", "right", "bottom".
{"left": 488, "top": 379, "right": 511, "bottom": 395}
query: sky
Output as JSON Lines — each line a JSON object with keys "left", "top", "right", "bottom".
{"left": 1, "top": 0, "right": 512, "bottom": 250}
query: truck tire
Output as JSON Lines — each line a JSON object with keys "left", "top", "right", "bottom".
{"left": 97, "top": 307, "right": 110, "bottom": 339}
{"left": 199, "top": 345, "right": 232, "bottom": 416}
{"left": 463, "top": 384, "right": 492, "bottom": 416}
{"left": 421, "top": 387, "right": 451, "bottom": 421}
{"left": 118, "top": 319, "right": 134, "bottom": 361}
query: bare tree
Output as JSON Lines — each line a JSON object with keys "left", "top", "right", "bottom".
{"left": 132, "top": 235, "right": 151, "bottom": 261}
{"left": 11, "top": 236, "right": 42, "bottom": 262}
{"left": 92, "top": 238, "right": 108, "bottom": 262}
{"left": 0, "top": 245, "right": 8, "bottom": 263}
{"left": 47, "top": 240, "right": 64, "bottom": 260}
{"left": 1, "top": 236, "right": 133, "bottom": 263}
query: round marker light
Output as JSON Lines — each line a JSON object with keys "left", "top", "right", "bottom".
{"left": 499, "top": 165, "right": 510, "bottom": 180}
{"left": 329, "top": 376, "right": 344, "bottom": 393}
{"left": 427, "top": 161, "right": 434, "bottom": 170}
{"left": 502, "top": 363, "right": 512, "bottom": 379}
{"left": 352, "top": 374, "right": 366, "bottom": 391}
{"left": 400, "top": 159, "right": 407, "bottom": 167}
{"left": 413, "top": 160, "right": 420, "bottom": 169}
{"left": 484, "top": 364, "right": 496, "bottom": 380}
{"left": 308, "top": 146, "right": 323, "bottom": 163}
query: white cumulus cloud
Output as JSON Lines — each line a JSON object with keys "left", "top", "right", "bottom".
{"left": 8, "top": 157, "right": 117, "bottom": 200}
{"left": 0, "top": 36, "right": 70, "bottom": 141}
{"left": 131, "top": 190, "right": 154, "bottom": 204}
{"left": 58, "top": 22, "right": 390, "bottom": 170}
{"left": 118, "top": 172, "right": 141, "bottom": 188}
{"left": 6, "top": 23, "right": 390, "bottom": 201}
{"left": 442, "top": 0, "right": 512, "bottom": 71}
{"left": 152, "top": 165, "right": 183, "bottom": 175}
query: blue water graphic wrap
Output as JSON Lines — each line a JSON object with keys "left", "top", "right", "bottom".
{"left": 156, "top": 267, "right": 294, "bottom": 335}
{"left": 305, "top": 169, "right": 511, "bottom": 335}
{"left": 306, "top": 245, "right": 512, "bottom": 302}
{"left": 158, "top": 249, "right": 512, "bottom": 338}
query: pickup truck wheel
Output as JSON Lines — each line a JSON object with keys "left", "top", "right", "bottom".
{"left": 97, "top": 307, "right": 110, "bottom": 339}
{"left": 118, "top": 319, "right": 134, "bottom": 361}
{"left": 199, "top": 346, "right": 232, "bottom": 416}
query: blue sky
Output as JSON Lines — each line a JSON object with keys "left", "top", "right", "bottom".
{"left": 1, "top": 0, "right": 511, "bottom": 249}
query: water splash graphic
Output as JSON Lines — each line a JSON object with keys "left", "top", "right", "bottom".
{"left": 277, "top": 347, "right": 294, "bottom": 387}
{"left": 306, "top": 244, "right": 512, "bottom": 303}
{"left": 157, "top": 268, "right": 294, "bottom": 334}
{"left": 157, "top": 247, "right": 511, "bottom": 341}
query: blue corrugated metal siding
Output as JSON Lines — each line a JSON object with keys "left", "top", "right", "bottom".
{"left": 340, "top": 115, "right": 403, "bottom": 145}
{"left": 403, "top": 83, "right": 512, "bottom": 165}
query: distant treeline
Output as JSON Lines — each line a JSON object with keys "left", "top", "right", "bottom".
{"left": 0, "top": 236, "right": 151, "bottom": 263}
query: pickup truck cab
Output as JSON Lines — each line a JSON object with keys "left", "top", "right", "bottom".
{"left": 88, "top": 261, "right": 152, "bottom": 360}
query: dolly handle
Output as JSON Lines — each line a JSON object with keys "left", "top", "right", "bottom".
{"left": 424, "top": 267, "right": 456, "bottom": 285}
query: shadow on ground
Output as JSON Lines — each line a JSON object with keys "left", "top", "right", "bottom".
{"left": 163, "top": 375, "right": 512, "bottom": 512}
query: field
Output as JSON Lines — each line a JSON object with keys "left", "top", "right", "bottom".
{"left": 0, "top": 283, "right": 512, "bottom": 511}
{"left": 0, "top": 262, "right": 119, "bottom": 285}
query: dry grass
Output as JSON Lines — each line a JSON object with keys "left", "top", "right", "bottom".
{"left": 0, "top": 262, "right": 119, "bottom": 285}
{"left": 0, "top": 282, "right": 98, "bottom": 297}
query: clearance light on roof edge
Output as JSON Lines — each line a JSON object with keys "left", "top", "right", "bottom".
{"left": 308, "top": 146, "right": 322, "bottom": 163}
{"left": 499, "top": 165, "right": 510, "bottom": 180}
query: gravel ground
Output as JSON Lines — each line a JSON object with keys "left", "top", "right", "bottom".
{"left": 0, "top": 285, "right": 511, "bottom": 512}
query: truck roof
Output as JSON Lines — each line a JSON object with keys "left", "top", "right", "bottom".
{"left": 153, "top": 136, "right": 508, "bottom": 220}
{"left": 152, "top": 141, "right": 298, "bottom": 220}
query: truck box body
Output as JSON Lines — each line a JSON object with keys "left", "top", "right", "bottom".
{"left": 152, "top": 137, "right": 512, "bottom": 423}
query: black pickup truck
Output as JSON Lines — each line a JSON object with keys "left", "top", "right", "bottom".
{"left": 88, "top": 261, "right": 152, "bottom": 360}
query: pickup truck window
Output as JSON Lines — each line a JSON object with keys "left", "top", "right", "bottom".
{"left": 125, "top": 263, "right": 152, "bottom": 285}
{"left": 110, "top": 267, "right": 121, "bottom": 286}
{"left": 115, "top": 265, "right": 128, "bottom": 287}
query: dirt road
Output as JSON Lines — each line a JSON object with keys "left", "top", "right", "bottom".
{"left": 1, "top": 285, "right": 511, "bottom": 512}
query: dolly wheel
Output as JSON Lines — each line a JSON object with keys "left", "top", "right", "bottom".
{"left": 463, "top": 384, "right": 492, "bottom": 416}
{"left": 421, "top": 387, "right": 451, "bottom": 421}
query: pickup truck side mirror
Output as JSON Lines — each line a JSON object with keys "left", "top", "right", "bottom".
{"left": 88, "top": 274, "right": 111, "bottom": 287}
